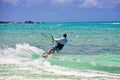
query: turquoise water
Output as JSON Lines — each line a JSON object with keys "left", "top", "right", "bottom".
{"left": 0, "top": 22, "right": 120, "bottom": 80}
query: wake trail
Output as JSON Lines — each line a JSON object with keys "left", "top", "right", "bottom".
{"left": 0, "top": 43, "right": 45, "bottom": 64}
{"left": 0, "top": 43, "right": 120, "bottom": 80}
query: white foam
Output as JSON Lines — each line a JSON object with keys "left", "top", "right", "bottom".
{"left": 0, "top": 43, "right": 120, "bottom": 79}
{"left": 15, "top": 43, "right": 44, "bottom": 54}
{"left": 0, "top": 43, "right": 45, "bottom": 63}
{"left": 37, "top": 60, "right": 120, "bottom": 78}
{"left": 112, "top": 22, "right": 120, "bottom": 24}
{"left": 0, "top": 58, "right": 20, "bottom": 64}
{"left": 5, "top": 76, "right": 71, "bottom": 80}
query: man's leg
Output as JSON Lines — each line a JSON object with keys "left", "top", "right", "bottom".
{"left": 42, "top": 48, "right": 54, "bottom": 58}
{"left": 47, "top": 48, "right": 55, "bottom": 55}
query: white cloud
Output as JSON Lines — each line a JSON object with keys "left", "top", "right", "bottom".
{"left": 2, "top": 0, "right": 44, "bottom": 6}
{"left": 51, "top": 0, "right": 73, "bottom": 5}
{"left": 2, "top": 0, "right": 20, "bottom": 6}
{"left": 2, "top": 0, "right": 120, "bottom": 8}
{"left": 79, "top": 0, "right": 120, "bottom": 8}
{"left": 23, "top": 0, "right": 44, "bottom": 5}
{"left": 79, "top": 0, "right": 98, "bottom": 8}
{"left": 97, "top": 0, "right": 120, "bottom": 8}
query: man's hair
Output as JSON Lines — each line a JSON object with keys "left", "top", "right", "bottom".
{"left": 63, "top": 33, "right": 67, "bottom": 38}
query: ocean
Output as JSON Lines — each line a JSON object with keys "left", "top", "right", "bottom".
{"left": 0, "top": 22, "right": 120, "bottom": 80}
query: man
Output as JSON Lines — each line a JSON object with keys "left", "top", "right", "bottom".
{"left": 42, "top": 33, "right": 68, "bottom": 58}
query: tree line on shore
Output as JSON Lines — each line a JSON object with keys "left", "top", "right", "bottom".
{"left": 0, "top": 20, "right": 44, "bottom": 24}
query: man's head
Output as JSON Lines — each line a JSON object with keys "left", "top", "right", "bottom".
{"left": 63, "top": 33, "right": 67, "bottom": 38}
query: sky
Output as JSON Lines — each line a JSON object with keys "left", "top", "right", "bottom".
{"left": 0, "top": 0, "right": 120, "bottom": 22}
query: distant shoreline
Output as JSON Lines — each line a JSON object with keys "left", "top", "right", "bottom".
{"left": 0, "top": 21, "right": 120, "bottom": 24}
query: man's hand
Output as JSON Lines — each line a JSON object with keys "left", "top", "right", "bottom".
{"left": 51, "top": 36, "right": 54, "bottom": 43}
